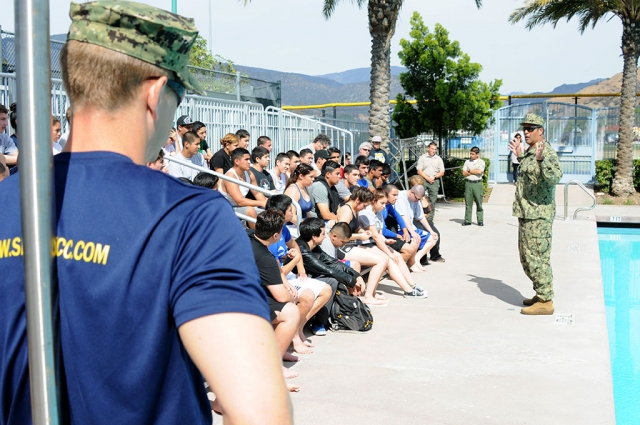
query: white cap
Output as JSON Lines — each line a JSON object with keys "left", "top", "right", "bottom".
{"left": 371, "top": 136, "right": 382, "bottom": 143}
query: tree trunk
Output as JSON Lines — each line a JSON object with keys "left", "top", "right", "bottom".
{"left": 612, "top": 18, "right": 640, "bottom": 196}
{"left": 367, "top": 0, "right": 402, "bottom": 147}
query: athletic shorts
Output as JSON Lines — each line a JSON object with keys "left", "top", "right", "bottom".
{"left": 267, "top": 299, "right": 288, "bottom": 322}
{"left": 389, "top": 237, "right": 406, "bottom": 252}
{"left": 336, "top": 245, "right": 355, "bottom": 260}
{"left": 289, "top": 277, "right": 326, "bottom": 299}
{"left": 414, "top": 228, "right": 431, "bottom": 250}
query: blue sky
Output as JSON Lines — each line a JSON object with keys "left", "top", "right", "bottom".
{"left": 2, "top": 0, "right": 624, "bottom": 95}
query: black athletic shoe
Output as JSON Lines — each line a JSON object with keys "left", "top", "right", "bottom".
{"left": 462, "top": 222, "right": 471, "bottom": 226}
{"left": 478, "top": 222, "right": 484, "bottom": 226}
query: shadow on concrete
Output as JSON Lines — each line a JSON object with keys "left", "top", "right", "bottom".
{"left": 449, "top": 218, "right": 466, "bottom": 224}
{"left": 468, "top": 274, "right": 525, "bottom": 307}
{"left": 376, "top": 282, "right": 405, "bottom": 297}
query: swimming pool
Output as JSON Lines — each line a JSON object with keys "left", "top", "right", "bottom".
{"left": 597, "top": 227, "right": 640, "bottom": 425}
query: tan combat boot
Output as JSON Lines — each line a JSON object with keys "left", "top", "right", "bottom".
{"left": 522, "top": 295, "right": 539, "bottom": 306}
{"left": 521, "top": 300, "right": 554, "bottom": 315}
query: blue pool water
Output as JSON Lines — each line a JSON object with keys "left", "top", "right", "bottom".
{"left": 598, "top": 227, "right": 640, "bottom": 425}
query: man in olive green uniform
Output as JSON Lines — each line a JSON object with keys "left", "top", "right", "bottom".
{"left": 462, "top": 147, "right": 485, "bottom": 226}
{"left": 416, "top": 142, "right": 444, "bottom": 220}
{"left": 510, "top": 114, "right": 563, "bottom": 315}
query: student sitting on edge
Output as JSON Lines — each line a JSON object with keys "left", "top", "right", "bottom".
{"left": 265, "top": 196, "right": 332, "bottom": 347}
{"left": 219, "top": 148, "right": 267, "bottom": 227}
{"left": 335, "top": 164, "right": 360, "bottom": 203}
{"left": 249, "top": 210, "right": 302, "bottom": 392}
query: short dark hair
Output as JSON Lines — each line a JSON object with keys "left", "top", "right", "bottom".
{"left": 330, "top": 222, "right": 352, "bottom": 239}
{"left": 236, "top": 129, "right": 250, "bottom": 139}
{"left": 9, "top": 103, "right": 17, "bottom": 131}
{"left": 191, "top": 121, "right": 206, "bottom": 134}
{"left": 255, "top": 210, "right": 285, "bottom": 240}
{"left": 368, "top": 159, "right": 383, "bottom": 172}
{"left": 0, "top": 104, "right": 7, "bottom": 115}
{"left": 328, "top": 147, "right": 341, "bottom": 155}
{"left": 322, "top": 160, "right": 341, "bottom": 176}
{"left": 265, "top": 194, "right": 293, "bottom": 215}
{"left": 384, "top": 184, "right": 399, "bottom": 195}
{"left": 183, "top": 131, "right": 200, "bottom": 145}
{"left": 286, "top": 150, "right": 300, "bottom": 159}
{"left": 193, "top": 172, "right": 219, "bottom": 189}
{"left": 299, "top": 148, "right": 313, "bottom": 158}
{"left": 178, "top": 177, "right": 193, "bottom": 185}
{"left": 313, "top": 134, "right": 330, "bottom": 145}
{"left": 231, "top": 148, "right": 250, "bottom": 163}
{"left": 155, "top": 149, "right": 165, "bottom": 162}
{"left": 355, "top": 156, "right": 370, "bottom": 167}
{"left": 429, "top": 142, "right": 437, "bottom": 148}
{"left": 343, "top": 164, "right": 358, "bottom": 175}
{"left": 0, "top": 162, "right": 6, "bottom": 174}
{"left": 275, "top": 152, "right": 289, "bottom": 164}
{"left": 299, "top": 217, "right": 325, "bottom": 242}
{"left": 257, "top": 136, "right": 271, "bottom": 146}
{"left": 471, "top": 147, "right": 480, "bottom": 154}
{"left": 381, "top": 163, "right": 391, "bottom": 175}
{"left": 251, "top": 146, "right": 269, "bottom": 163}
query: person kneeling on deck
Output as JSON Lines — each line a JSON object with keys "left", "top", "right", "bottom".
{"left": 167, "top": 131, "right": 206, "bottom": 180}
{"left": 219, "top": 147, "right": 267, "bottom": 227}
{"left": 265, "top": 195, "right": 332, "bottom": 345}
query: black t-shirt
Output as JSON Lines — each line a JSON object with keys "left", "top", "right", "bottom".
{"left": 248, "top": 166, "right": 275, "bottom": 200}
{"left": 210, "top": 148, "right": 232, "bottom": 174}
{"left": 250, "top": 233, "right": 283, "bottom": 301}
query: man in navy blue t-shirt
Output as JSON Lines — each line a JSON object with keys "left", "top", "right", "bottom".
{"left": 0, "top": 2, "right": 292, "bottom": 425}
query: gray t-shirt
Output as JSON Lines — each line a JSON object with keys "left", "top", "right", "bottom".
{"left": 167, "top": 151, "right": 206, "bottom": 181}
{"left": 335, "top": 179, "right": 352, "bottom": 201}
{"left": 1, "top": 133, "right": 18, "bottom": 156}
{"left": 310, "top": 181, "right": 329, "bottom": 207}
{"left": 358, "top": 206, "right": 383, "bottom": 232}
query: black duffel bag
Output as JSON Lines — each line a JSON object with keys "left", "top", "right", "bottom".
{"left": 329, "top": 284, "right": 373, "bottom": 332}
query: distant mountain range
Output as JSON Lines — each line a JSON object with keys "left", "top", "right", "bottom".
{"left": 236, "top": 64, "right": 610, "bottom": 113}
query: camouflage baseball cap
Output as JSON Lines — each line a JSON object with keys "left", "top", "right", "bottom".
{"left": 67, "top": 1, "right": 205, "bottom": 95}
{"left": 520, "top": 113, "right": 544, "bottom": 127}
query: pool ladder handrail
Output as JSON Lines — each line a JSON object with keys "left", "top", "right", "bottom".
{"left": 564, "top": 180, "right": 597, "bottom": 221}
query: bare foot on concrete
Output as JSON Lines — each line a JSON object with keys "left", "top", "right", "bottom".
{"left": 282, "top": 365, "right": 298, "bottom": 379}
{"left": 292, "top": 337, "right": 313, "bottom": 354}
{"left": 287, "top": 383, "right": 301, "bottom": 392}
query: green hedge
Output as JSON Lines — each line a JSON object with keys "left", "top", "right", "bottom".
{"left": 396, "top": 157, "right": 491, "bottom": 199}
{"left": 595, "top": 159, "right": 640, "bottom": 193}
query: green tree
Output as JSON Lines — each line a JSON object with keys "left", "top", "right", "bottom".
{"left": 510, "top": 0, "right": 638, "bottom": 196}
{"left": 392, "top": 13, "right": 502, "bottom": 147}
{"left": 188, "top": 35, "right": 239, "bottom": 95}
{"left": 322, "top": 1, "right": 482, "bottom": 146}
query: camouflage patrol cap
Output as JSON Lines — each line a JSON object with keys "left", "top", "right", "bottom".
{"left": 520, "top": 113, "right": 545, "bottom": 127}
{"left": 67, "top": 1, "right": 205, "bottom": 95}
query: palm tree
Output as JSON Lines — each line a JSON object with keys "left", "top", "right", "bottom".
{"left": 322, "top": 1, "right": 481, "bottom": 146}
{"left": 510, "top": 1, "right": 638, "bottom": 196}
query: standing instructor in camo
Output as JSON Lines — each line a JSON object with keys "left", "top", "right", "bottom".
{"left": 509, "top": 114, "right": 562, "bottom": 315}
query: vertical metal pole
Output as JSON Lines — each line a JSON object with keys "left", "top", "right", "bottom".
{"left": 236, "top": 71, "right": 241, "bottom": 102}
{"left": 208, "top": 0, "right": 212, "bottom": 56}
{"left": 0, "top": 25, "right": 4, "bottom": 73}
{"left": 15, "top": 0, "right": 62, "bottom": 424}
{"left": 171, "top": 0, "right": 177, "bottom": 13}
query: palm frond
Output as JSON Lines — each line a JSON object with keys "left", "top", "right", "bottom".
{"left": 509, "top": 0, "right": 618, "bottom": 33}
{"left": 322, "top": 0, "right": 366, "bottom": 19}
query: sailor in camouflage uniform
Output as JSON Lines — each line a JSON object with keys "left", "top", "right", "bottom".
{"left": 509, "top": 114, "right": 562, "bottom": 315}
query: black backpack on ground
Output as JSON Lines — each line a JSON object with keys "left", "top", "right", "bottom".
{"left": 329, "top": 284, "right": 373, "bottom": 332}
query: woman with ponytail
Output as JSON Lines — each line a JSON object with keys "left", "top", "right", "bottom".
{"left": 284, "top": 163, "right": 315, "bottom": 223}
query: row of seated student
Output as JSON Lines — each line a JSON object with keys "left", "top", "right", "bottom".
{"left": 155, "top": 159, "right": 446, "bottom": 394}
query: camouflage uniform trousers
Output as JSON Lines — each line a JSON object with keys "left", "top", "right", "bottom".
{"left": 518, "top": 218, "right": 554, "bottom": 301}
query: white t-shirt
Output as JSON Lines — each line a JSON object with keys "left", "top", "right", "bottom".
{"left": 167, "top": 151, "right": 206, "bottom": 181}
{"left": 394, "top": 190, "right": 424, "bottom": 222}
{"left": 358, "top": 205, "right": 384, "bottom": 232}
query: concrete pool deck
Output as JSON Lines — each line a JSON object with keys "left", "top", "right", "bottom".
{"left": 214, "top": 184, "right": 639, "bottom": 425}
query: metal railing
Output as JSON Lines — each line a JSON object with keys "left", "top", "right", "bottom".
{"left": 563, "top": 180, "right": 597, "bottom": 221}
{"left": 265, "top": 106, "right": 354, "bottom": 156}
{"left": 164, "top": 156, "right": 303, "bottom": 225}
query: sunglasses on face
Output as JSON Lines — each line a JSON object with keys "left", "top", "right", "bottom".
{"left": 361, "top": 148, "right": 370, "bottom": 152}
{"left": 522, "top": 126, "right": 541, "bottom": 133}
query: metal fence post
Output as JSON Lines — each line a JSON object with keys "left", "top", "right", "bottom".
{"left": 236, "top": 71, "right": 241, "bottom": 102}
{"left": 15, "top": 0, "right": 62, "bottom": 423}
{"left": 0, "top": 25, "right": 4, "bottom": 73}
